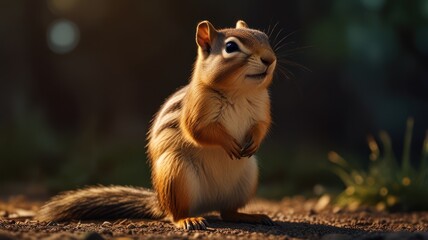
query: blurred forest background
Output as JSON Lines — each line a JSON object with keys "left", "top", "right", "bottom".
{"left": 0, "top": 0, "right": 427, "bottom": 199}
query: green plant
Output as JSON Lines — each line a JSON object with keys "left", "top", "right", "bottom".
{"left": 329, "top": 118, "right": 428, "bottom": 211}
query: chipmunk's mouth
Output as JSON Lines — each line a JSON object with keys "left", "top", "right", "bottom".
{"left": 246, "top": 71, "right": 267, "bottom": 80}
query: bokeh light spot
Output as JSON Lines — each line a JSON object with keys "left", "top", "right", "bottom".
{"left": 402, "top": 177, "right": 411, "bottom": 186}
{"left": 47, "top": 19, "right": 80, "bottom": 54}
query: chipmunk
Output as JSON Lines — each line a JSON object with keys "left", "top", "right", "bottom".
{"left": 36, "top": 20, "right": 277, "bottom": 230}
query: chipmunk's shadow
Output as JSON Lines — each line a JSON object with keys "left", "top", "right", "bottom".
{"left": 204, "top": 216, "right": 373, "bottom": 239}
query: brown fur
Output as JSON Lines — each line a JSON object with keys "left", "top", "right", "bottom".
{"left": 36, "top": 20, "right": 276, "bottom": 230}
{"left": 36, "top": 186, "right": 164, "bottom": 222}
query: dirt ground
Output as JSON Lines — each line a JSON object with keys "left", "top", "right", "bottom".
{"left": 1, "top": 195, "right": 428, "bottom": 240}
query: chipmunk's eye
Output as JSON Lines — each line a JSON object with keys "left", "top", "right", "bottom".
{"left": 225, "top": 41, "right": 240, "bottom": 53}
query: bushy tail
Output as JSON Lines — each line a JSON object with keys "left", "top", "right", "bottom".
{"left": 36, "top": 186, "right": 165, "bottom": 222}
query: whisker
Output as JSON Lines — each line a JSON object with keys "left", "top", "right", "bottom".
{"left": 282, "top": 29, "right": 299, "bottom": 39}
{"left": 274, "top": 35, "right": 291, "bottom": 52}
{"left": 274, "top": 41, "right": 295, "bottom": 53}
{"left": 267, "top": 22, "right": 280, "bottom": 39}
{"left": 273, "top": 30, "right": 300, "bottom": 50}
{"left": 265, "top": 18, "right": 276, "bottom": 37}
{"left": 278, "top": 59, "right": 312, "bottom": 72}
{"left": 277, "top": 65, "right": 294, "bottom": 79}
{"left": 278, "top": 68, "right": 290, "bottom": 79}
{"left": 276, "top": 65, "right": 303, "bottom": 96}
{"left": 272, "top": 28, "right": 284, "bottom": 48}
{"left": 284, "top": 67, "right": 296, "bottom": 78}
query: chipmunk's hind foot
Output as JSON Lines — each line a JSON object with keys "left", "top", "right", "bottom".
{"left": 175, "top": 217, "right": 208, "bottom": 230}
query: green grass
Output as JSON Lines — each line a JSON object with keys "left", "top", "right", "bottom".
{"left": 329, "top": 118, "right": 428, "bottom": 211}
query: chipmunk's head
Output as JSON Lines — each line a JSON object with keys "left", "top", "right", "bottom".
{"left": 194, "top": 20, "right": 276, "bottom": 91}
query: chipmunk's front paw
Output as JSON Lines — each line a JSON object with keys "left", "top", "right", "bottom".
{"left": 175, "top": 217, "right": 208, "bottom": 230}
{"left": 240, "top": 136, "right": 259, "bottom": 158}
{"left": 222, "top": 138, "right": 242, "bottom": 160}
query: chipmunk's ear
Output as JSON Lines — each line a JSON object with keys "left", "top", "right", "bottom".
{"left": 236, "top": 20, "right": 248, "bottom": 29}
{"left": 196, "top": 20, "right": 218, "bottom": 53}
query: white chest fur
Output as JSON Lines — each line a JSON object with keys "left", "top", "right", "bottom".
{"left": 219, "top": 89, "right": 269, "bottom": 144}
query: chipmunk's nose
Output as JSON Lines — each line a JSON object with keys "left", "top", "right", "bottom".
{"left": 260, "top": 55, "right": 276, "bottom": 67}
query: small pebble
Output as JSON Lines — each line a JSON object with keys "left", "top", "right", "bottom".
{"left": 101, "top": 221, "right": 112, "bottom": 228}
